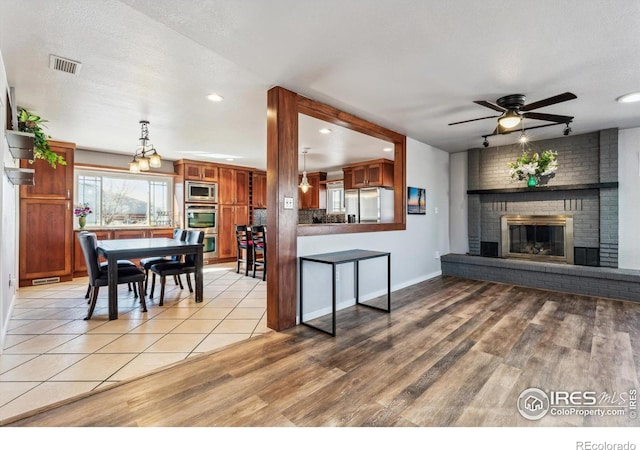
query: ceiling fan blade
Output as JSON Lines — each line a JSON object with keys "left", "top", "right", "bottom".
{"left": 523, "top": 112, "right": 574, "bottom": 123}
{"left": 520, "top": 92, "right": 577, "bottom": 111}
{"left": 448, "top": 114, "right": 501, "bottom": 126}
{"left": 473, "top": 100, "right": 505, "bottom": 112}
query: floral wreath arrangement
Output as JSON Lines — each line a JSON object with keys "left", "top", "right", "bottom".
{"left": 74, "top": 203, "right": 93, "bottom": 218}
{"left": 508, "top": 149, "right": 558, "bottom": 185}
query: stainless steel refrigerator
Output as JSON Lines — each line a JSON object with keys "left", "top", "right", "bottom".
{"left": 344, "top": 187, "right": 394, "bottom": 223}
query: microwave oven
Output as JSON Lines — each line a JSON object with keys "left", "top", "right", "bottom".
{"left": 185, "top": 181, "right": 218, "bottom": 202}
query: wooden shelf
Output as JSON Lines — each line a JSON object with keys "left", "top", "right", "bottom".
{"left": 467, "top": 182, "right": 618, "bottom": 195}
{"left": 5, "top": 130, "right": 35, "bottom": 160}
{"left": 4, "top": 167, "right": 35, "bottom": 185}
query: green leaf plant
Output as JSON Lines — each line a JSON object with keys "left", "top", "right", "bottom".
{"left": 18, "top": 107, "right": 67, "bottom": 168}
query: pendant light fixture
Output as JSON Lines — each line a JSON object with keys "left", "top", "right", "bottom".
{"left": 129, "top": 120, "right": 162, "bottom": 173}
{"left": 299, "top": 148, "right": 311, "bottom": 193}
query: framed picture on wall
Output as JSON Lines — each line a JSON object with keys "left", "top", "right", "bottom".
{"left": 407, "top": 187, "right": 426, "bottom": 215}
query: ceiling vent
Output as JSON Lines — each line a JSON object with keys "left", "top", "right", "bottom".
{"left": 49, "top": 54, "right": 81, "bottom": 75}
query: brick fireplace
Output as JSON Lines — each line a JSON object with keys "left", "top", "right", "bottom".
{"left": 440, "top": 128, "right": 640, "bottom": 303}
{"left": 466, "top": 129, "right": 618, "bottom": 268}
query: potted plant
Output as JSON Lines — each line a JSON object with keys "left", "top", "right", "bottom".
{"left": 18, "top": 107, "right": 67, "bottom": 168}
{"left": 74, "top": 203, "right": 92, "bottom": 229}
{"left": 508, "top": 149, "right": 558, "bottom": 187}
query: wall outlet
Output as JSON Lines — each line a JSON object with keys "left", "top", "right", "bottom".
{"left": 284, "top": 196, "right": 294, "bottom": 209}
{"left": 434, "top": 251, "right": 440, "bottom": 259}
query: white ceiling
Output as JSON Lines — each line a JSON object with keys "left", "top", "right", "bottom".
{"left": 2, "top": 0, "right": 640, "bottom": 173}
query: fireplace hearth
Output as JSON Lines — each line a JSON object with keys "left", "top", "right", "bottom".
{"left": 501, "top": 215, "right": 574, "bottom": 264}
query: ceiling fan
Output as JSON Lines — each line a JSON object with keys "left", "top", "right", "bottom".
{"left": 448, "top": 92, "right": 577, "bottom": 136}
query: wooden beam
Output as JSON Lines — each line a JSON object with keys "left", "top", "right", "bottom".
{"left": 266, "top": 86, "right": 299, "bottom": 331}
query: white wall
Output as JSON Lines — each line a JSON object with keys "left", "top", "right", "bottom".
{"left": 0, "top": 51, "right": 18, "bottom": 353}
{"left": 297, "top": 137, "right": 450, "bottom": 320}
{"left": 618, "top": 127, "right": 640, "bottom": 270}
{"left": 449, "top": 151, "right": 468, "bottom": 254}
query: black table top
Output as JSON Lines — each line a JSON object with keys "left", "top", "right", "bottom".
{"left": 299, "top": 249, "right": 390, "bottom": 264}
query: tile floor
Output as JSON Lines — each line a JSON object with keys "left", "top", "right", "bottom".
{"left": 0, "top": 262, "right": 268, "bottom": 422}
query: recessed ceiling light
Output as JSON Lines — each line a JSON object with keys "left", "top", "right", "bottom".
{"left": 383, "top": 147, "right": 393, "bottom": 152}
{"left": 319, "top": 128, "right": 332, "bottom": 134}
{"left": 617, "top": 92, "right": 640, "bottom": 103}
{"left": 207, "top": 93, "right": 224, "bottom": 102}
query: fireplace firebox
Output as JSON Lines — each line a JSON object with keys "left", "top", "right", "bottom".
{"left": 500, "top": 215, "right": 574, "bottom": 264}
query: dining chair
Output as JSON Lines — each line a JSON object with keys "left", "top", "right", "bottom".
{"left": 235, "top": 224, "right": 252, "bottom": 276}
{"left": 250, "top": 225, "right": 266, "bottom": 281}
{"left": 148, "top": 230, "right": 204, "bottom": 306}
{"left": 139, "top": 228, "right": 187, "bottom": 293}
{"left": 78, "top": 232, "right": 147, "bottom": 320}
{"left": 79, "top": 231, "right": 139, "bottom": 300}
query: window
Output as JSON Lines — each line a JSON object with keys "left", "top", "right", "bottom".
{"left": 75, "top": 169, "right": 174, "bottom": 227}
{"left": 325, "top": 181, "right": 344, "bottom": 214}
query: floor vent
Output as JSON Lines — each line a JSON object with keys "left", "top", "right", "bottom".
{"left": 49, "top": 54, "right": 82, "bottom": 75}
{"left": 32, "top": 277, "right": 60, "bottom": 286}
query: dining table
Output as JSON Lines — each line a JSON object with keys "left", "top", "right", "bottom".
{"left": 96, "top": 237, "right": 204, "bottom": 320}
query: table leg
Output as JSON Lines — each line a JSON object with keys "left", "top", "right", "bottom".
{"left": 332, "top": 263, "right": 336, "bottom": 337}
{"left": 299, "top": 258, "right": 304, "bottom": 325}
{"left": 107, "top": 254, "right": 118, "bottom": 320}
{"left": 195, "top": 247, "right": 204, "bottom": 302}
{"left": 355, "top": 260, "right": 360, "bottom": 305}
{"left": 387, "top": 253, "right": 391, "bottom": 311}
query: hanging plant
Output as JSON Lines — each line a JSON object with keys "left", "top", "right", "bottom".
{"left": 18, "top": 107, "right": 67, "bottom": 168}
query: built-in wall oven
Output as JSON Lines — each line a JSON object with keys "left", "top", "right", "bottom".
{"left": 185, "top": 204, "right": 218, "bottom": 260}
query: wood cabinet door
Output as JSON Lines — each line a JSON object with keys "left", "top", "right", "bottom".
{"left": 19, "top": 198, "right": 72, "bottom": 285}
{"left": 201, "top": 165, "right": 218, "bottom": 182}
{"left": 366, "top": 164, "right": 381, "bottom": 185}
{"left": 20, "top": 142, "right": 74, "bottom": 199}
{"left": 343, "top": 168, "right": 354, "bottom": 190}
{"left": 112, "top": 229, "right": 147, "bottom": 239}
{"left": 184, "top": 163, "right": 204, "bottom": 180}
{"left": 252, "top": 172, "right": 267, "bottom": 208}
{"left": 218, "top": 204, "right": 237, "bottom": 258}
{"left": 352, "top": 166, "right": 367, "bottom": 187}
{"left": 218, "top": 167, "right": 235, "bottom": 204}
{"left": 234, "top": 170, "right": 249, "bottom": 205}
{"left": 149, "top": 228, "right": 175, "bottom": 238}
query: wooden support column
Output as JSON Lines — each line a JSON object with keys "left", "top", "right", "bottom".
{"left": 266, "top": 86, "right": 298, "bottom": 331}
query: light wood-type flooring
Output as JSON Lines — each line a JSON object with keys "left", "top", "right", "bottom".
{"left": 3, "top": 276, "right": 640, "bottom": 427}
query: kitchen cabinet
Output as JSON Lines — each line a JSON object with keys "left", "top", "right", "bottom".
{"left": 252, "top": 171, "right": 267, "bottom": 208}
{"left": 19, "top": 140, "right": 75, "bottom": 287}
{"left": 218, "top": 204, "right": 249, "bottom": 259}
{"left": 298, "top": 172, "right": 326, "bottom": 210}
{"left": 219, "top": 167, "right": 249, "bottom": 205}
{"left": 181, "top": 162, "right": 218, "bottom": 182}
{"left": 343, "top": 159, "right": 394, "bottom": 190}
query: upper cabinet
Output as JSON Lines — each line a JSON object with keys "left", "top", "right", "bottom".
{"left": 252, "top": 171, "right": 267, "bottom": 208}
{"left": 343, "top": 159, "right": 394, "bottom": 190}
{"left": 219, "top": 167, "right": 249, "bottom": 205}
{"left": 20, "top": 141, "right": 75, "bottom": 199}
{"left": 180, "top": 162, "right": 218, "bottom": 182}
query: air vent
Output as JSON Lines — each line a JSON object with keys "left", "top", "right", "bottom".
{"left": 49, "top": 54, "right": 81, "bottom": 75}
{"left": 32, "top": 276, "right": 60, "bottom": 286}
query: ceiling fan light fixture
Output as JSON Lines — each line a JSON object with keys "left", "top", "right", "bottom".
{"left": 498, "top": 110, "right": 522, "bottom": 129}
{"left": 616, "top": 92, "right": 640, "bottom": 103}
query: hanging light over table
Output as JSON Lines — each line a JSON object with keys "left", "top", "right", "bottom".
{"left": 129, "top": 120, "right": 162, "bottom": 173}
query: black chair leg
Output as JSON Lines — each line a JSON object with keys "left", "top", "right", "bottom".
{"left": 177, "top": 275, "right": 184, "bottom": 290}
{"left": 133, "top": 283, "right": 139, "bottom": 299}
{"left": 150, "top": 273, "right": 156, "bottom": 298}
{"left": 138, "top": 281, "right": 147, "bottom": 312}
{"left": 159, "top": 276, "right": 166, "bottom": 306}
{"left": 144, "top": 269, "right": 149, "bottom": 293}
{"left": 173, "top": 275, "right": 179, "bottom": 286}
{"left": 128, "top": 283, "right": 132, "bottom": 292}
{"left": 85, "top": 286, "right": 99, "bottom": 320}
{"left": 85, "top": 284, "right": 91, "bottom": 299}
{"left": 185, "top": 273, "right": 193, "bottom": 293}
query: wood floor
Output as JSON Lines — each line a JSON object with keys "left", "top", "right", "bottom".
{"left": 3, "top": 276, "right": 639, "bottom": 427}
